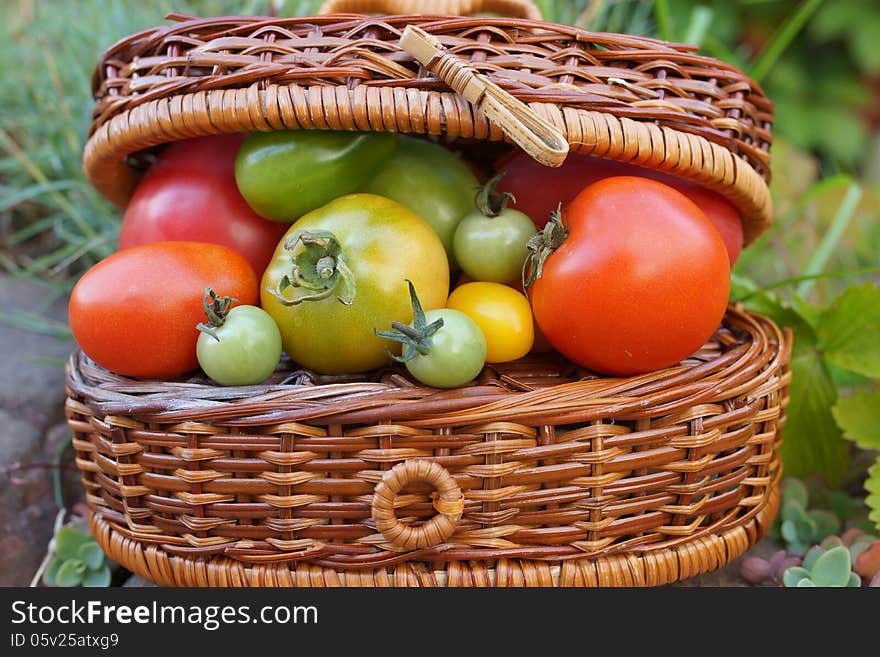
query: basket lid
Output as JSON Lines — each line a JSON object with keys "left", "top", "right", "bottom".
{"left": 83, "top": 1, "right": 774, "bottom": 244}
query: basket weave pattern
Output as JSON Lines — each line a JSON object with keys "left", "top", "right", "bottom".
{"left": 70, "top": 3, "right": 788, "bottom": 586}
{"left": 85, "top": 12, "right": 773, "bottom": 242}
{"left": 68, "top": 308, "right": 789, "bottom": 584}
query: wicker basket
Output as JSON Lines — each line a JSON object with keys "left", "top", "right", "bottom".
{"left": 69, "top": 0, "right": 789, "bottom": 587}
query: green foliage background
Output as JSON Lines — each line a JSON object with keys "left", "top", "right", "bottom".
{"left": 1, "top": 0, "right": 878, "bottom": 520}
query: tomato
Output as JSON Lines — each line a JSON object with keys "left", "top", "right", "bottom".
{"left": 452, "top": 173, "right": 536, "bottom": 284}
{"left": 234, "top": 130, "right": 397, "bottom": 223}
{"left": 261, "top": 194, "right": 449, "bottom": 374}
{"left": 69, "top": 242, "right": 258, "bottom": 378}
{"left": 118, "top": 134, "right": 288, "bottom": 276}
{"left": 525, "top": 176, "right": 730, "bottom": 376}
{"left": 446, "top": 282, "right": 534, "bottom": 363}
{"left": 376, "top": 281, "right": 486, "bottom": 388}
{"left": 495, "top": 151, "right": 744, "bottom": 264}
{"left": 196, "top": 290, "right": 282, "bottom": 386}
{"left": 363, "top": 135, "right": 479, "bottom": 268}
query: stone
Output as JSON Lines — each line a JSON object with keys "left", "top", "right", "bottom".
{"left": 0, "top": 274, "right": 74, "bottom": 586}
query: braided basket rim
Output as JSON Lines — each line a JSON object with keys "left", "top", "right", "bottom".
{"left": 82, "top": 12, "right": 775, "bottom": 244}
{"left": 66, "top": 306, "right": 790, "bottom": 575}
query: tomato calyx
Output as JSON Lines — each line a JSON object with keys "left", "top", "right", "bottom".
{"left": 375, "top": 280, "right": 445, "bottom": 362}
{"left": 196, "top": 288, "right": 237, "bottom": 342}
{"left": 268, "top": 230, "right": 356, "bottom": 306}
{"left": 522, "top": 206, "right": 568, "bottom": 292}
{"left": 474, "top": 171, "right": 516, "bottom": 218}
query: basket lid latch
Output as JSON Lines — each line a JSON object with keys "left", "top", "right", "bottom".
{"left": 400, "top": 25, "right": 569, "bottom": 167}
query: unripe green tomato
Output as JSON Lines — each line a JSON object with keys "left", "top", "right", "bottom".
{"left": 453, "top": 208, "right": 536, "bottom": 284}
{"left": 196, "top": 305, "right": 282, "bottom": 385}
{"left": 404, "top": 309, "right": 487, "bottom": 389}
{"left": 234, "top": 130, "right": 398, "bottom": 222}
{"left": 362, "top": 135, "right": 479, "bottom": 269}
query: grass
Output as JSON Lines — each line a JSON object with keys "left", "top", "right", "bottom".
{"left": 0, "top": 0, "right": 877, "bottom": 302}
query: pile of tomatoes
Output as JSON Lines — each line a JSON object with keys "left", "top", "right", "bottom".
{"left": 69, "top": 130, "right": 740, "bottom": 388}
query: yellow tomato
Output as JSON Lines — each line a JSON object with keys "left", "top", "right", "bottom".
{"left": 446, "top": 282, "right": 534, "bottom": 363}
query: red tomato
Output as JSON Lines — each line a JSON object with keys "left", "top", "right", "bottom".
{"left": 495, "top": 151, "right": 743, "bottom": 264}
{"left": 118, "top": 134, "right": 288, "bottom": 276}
{"left": 527, "top": 177, "right": 730, "bottom": 376}
{"left": 69, "top": 242, "right": 258, "bottom": 379}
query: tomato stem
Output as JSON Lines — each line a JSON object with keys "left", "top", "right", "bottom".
{"left": 522, "top": 205, "right": 568, "bottom": 292}
{"left": 375, "top": 280, "right": 444, "bottom": 362}
{"left": 474, "top": 171, "right": 516, "bottom": 217}
{"left": 268, "top": 230, "right": 356, "bottom": 306}
{"left": 196, "top": 288, "right": 237, "bottom": 342}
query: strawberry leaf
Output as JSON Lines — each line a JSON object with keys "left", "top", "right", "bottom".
{"left": 833, "top": 388, "right": 880, "bottom": 451}
{"left": 779, "top": 348, "right": 848, "bottom": 486}
{"left": 817, "top": 283, "right": 880, "bottom": 378}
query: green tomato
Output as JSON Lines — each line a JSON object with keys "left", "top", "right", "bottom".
{"left": 196, "top": 305, "right": 282, "bottom": 386}
{"left": 453, "top": 207, "right": 536, "bottom": 284}
{"left": 362, "top": 135, "right": 479, "bottom": 268}
{"left": 404, "top": 308, "right": 487, "bottom": 389}
{"left": 261, "top": 194, "right": 450, "bottom": 374}
{"left": 234, "top": 130, "right": 398, "bottom": 222}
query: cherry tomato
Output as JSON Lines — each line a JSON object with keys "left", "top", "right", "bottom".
{"left": 235, "top": 130, "right": 398, "bottom": 222}
{"left": 196, "top": 290, "right": 282, "bottom": 386}
{"left": 377, "top": 281, "right": 486, "bottom": 388}
{"left": 261, "top": 194, "right": 449, "bottom": 374}
{"left": 495, "top": 151, "right": 743, "bottom": 264}
{"left": 452, "top": 174, "right": 536, "bottom": 284}
{"left": 526, "top": 176, "right": 730, "bottom": 376}
{"left": 69, "top": 242, "right": 258, "bottom": 378}
{"left": 363, "top": 135, "right": 480, "bottom": 268}
{"left": 118, "top": 134, "right": 288, "bottom": 276}
{"left": 446, "top": 282, "right": 534, "bottom": 363}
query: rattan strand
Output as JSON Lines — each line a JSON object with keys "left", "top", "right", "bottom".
{"left": 83, "top": 12, "right": 773, "bottom": 243}
{"left": 89, "top": 487, "right": 776, "bottom": 586}
{"left": 72, "top": 2, "right": 786, "bottom": 586}
{"left": 67, "top": 306, "right": 790, "bottom": 569}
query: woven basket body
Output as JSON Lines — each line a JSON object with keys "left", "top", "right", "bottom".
{"left": 70, "top": 0, "right": 788, "bottom": 587}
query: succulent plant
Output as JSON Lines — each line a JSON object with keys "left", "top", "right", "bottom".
{"left": 740, "top": 549, "right": 803, "bottom": 586}
{"left": 782, "top": 541, "right": 861, "bottom": 587}
{"left": 776, "top": 478, "right": 841, "bottom": 554}
{"left": 43, "top": 526, "right": 111, "bottom": 587}
{"left": 854, "top": 540, "right": 880, "bottom": 581}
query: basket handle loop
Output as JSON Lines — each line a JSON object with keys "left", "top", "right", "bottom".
{"left": 371, "top": 460, "right": 464, "bottom": 550}
{"left": 400, "top": 24, "right": 569, "bottom": 167}
{"left": 317, "top": 0, "right": 543, "bottom": 20}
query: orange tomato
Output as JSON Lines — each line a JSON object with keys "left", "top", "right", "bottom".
{"left": 69, "top": 242, "right": 258, "bottom": 378}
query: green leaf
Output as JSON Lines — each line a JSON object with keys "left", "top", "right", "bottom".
{"left": 43, "top": 556, "right": 63, "bottom": 587}
{"left": 77, "top": 541, "right": 104, "bottom": 571}
{"left": 811, "top": 546, "right": 852, "bottom": 586}
{"left": 733, "top": 288, "right": 817, "bottom": 356}
{"left": 782, "top": 478, "right": 810, "bottom": 509}
{"left": 850, "top": 15, "right": 880, "bottom": 75}
{"left": 833, "top": 388, "right": 880, "bottom": 451}
{"left": 797, "top": 578, "right": 817, "bottom": 587}
{"left": 809, "top": 510, "right": 841, "bottom": 541}
{"left": 817, "top": 283, "right": 880, "bottom": 378}
{"left": 848, "top": 572, "right": 863, "bottom": 587}
{"left": 803, "top": 546, "right": 824, "bottom": 571}
{"left": 866, "top": 464, "right": 880, "bottom": 532}
{"left": 783, "top": 566, "right": 810, "bottom": 587}
{"left": 829, "top": 491, "right": 865, "bottom": 523}
{"left": 54, "top": 527, "right": 89, "bottom": 561}
{"left": 55, "top": 559, "right": 86, "bottom": 587}
{"left": 81, "top": 565, "right": 111, "bottom": 588}
{"left": 778, "top": 349, "right": 848, "bottom": 486}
